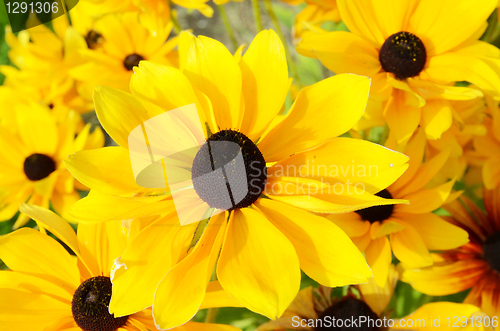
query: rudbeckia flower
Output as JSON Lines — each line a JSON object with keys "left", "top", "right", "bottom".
{"left": 69, "top": 13, "right": 178, "bottom": 102}
{"left": 297, "top": 0, "right": 500, "bottom": 146}
{"left": 0, "top": 204, "right": 237, "bottom": 331}
{"left": 327, "top": 129, "right": 469, "bottom": 287}
{"left": 64, "top": 30, "right": 409, "bottom": 328}
{"left": 0, "top": 102, "right": 104, "bottom": 228}
{"left": 257, "top": 265, "right": 398, "bottom": 331}
{"left": 292, "top": 0, "right": 341, "bottom": 40}
{"left": 0, "top": 15, "right": 92, "bottom": 113}
{"left": 402, "top": 187, "right": 500, "bottom": 318}
{"left": 78, "top": 0, "right": 213, "bottom": 34}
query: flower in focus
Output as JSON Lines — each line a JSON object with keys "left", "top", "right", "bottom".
{"left": 69, "top": 13, "right": 179, "bottom": 102}
{"left": 327, "top": 128, "right": 469, "bottom": 287}
{"left": 64, "top": 30, "right": 410, "bottom": 328}
{"left": 297, "top": 0, "right": 499, "bottom": 146}
{"left": 402, "top": 186, "right": 500, "bottom": 318}
{"left": 0, "top": 101, "right": 103, "bottom": 228}
{"left": 0, "top": 204, "right": 237, "bottom": 331}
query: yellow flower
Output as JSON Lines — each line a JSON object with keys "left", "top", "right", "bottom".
{"left": 0, "top": 204, "right": 237, "bottom": 331}
{"left": 64, "top": 30, "right": 409, "bottom": 328}
{"left": 78, "top": 0, "right": 213, "bottom": 34}
{"left": 292, "top": 0, "right": 341, "bottom": 40}
{"left": 402, "top": 187, "right": 500, "bottom": 318}
{"left": 0, "top": 101, "right": 104, "bottom": 228}
{"left": 69, "top": 13, "right": 178, "bottom": 102}
{"left": 257, "top": 265, "right": 398, "bottom": 331}
{"left": 297, "top": 0, "right": 499, "bottom": 146}
{"left": 327, "top": 128, "right": 469, "bottom": 287}
{"left": 0, "top": 15, "right": 92, "bottom": 113}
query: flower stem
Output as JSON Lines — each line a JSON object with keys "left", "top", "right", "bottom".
{"left": 263, "top": 0, "right": 302, "bottom": 88}
{"left": 252, "top": 0, "right": 264, "bottom": 32}
{"left": 218, "top": 5, "right": 238, "bottom": 51}
{"left": 205, "top": 307, "right": 219, "bottom": 323}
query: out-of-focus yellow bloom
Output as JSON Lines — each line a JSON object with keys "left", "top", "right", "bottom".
{"left": 69, "top": 13, "right": 178, "bottom": 103}
{"left": 0, "top": 100, "right": 104, "bottom": 228}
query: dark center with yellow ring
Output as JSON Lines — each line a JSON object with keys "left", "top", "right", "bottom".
{"left": 23, "top": 153, "right": 56, "bottom": 181}
{"left": 315, "top": 297, "right": 381, "bottom": 331}
{"left": 379, "top": 31, "right": 426, "bottom": 80}
{"left": 85, "top": 30, "right": 104, "bottom": 49}
{"left": 355, "top": 189, "right": 394, "bottom": 223}
{"left": 483, "top": 231, "right": 500, "bottom": 273}
{"left": 191, "top": 130, "right": 267, "bottom": 211}
{"left": 71, "top": 276, "right": 129, "bottom": 331}
{"left": 123, "top": 54, "right": 144, "bottom": 71}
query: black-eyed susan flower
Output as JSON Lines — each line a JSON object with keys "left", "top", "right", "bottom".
{"left": 327, "top": 128, "right": 469, "bottom": 287}
{"left": 64, "top": 30, "right": 410, "bottom": 328}
{"left": 402, "top": 187, "right": 500, "bottom": 318}
{"left": 297, "top": 0, "right": 499, "bottom": 146}
{"left": 1, "top": 15, "right": 93, "bottom": 113}
{"left": 0, "top": 204, "right": 236, "bottom": 331}
{"left": 69, "top": 13, "right": 178, "bottom": 103}
{"left": 0, "top": 101, "right": 103, "bottom": 228}
{"left": 257, "top": 265, "right": 398, "bottom": 331}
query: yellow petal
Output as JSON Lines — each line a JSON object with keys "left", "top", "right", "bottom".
{"left": 64, "top": 147, "right": 141, "bottom": 195}
{"left": 397, "top": 179, "right": 455, "bottom": 214}
{"left": 254, "top": 199, "right": 372, "bottom": 287}
{"left": 365, "top": 236, "right": 392, "bottom": 287}
{"left": 181, "top": 33, "right": 243, "bottom": 129}
{"left": 259, "top": 74, "right": 370, "bottom": 162}
{"left": 152, "top": 214, "right": 225, "bottom": 329}
{"left": 336, "top": 0, "right": 386, "bottom": 46}
{"left": 239, "top": 30, "right": 289, "bottom": 141}
{"left": 16, "top": 103, "right": 58, "bottom": 155}
{"left": 326, "top": 212, "right": 370, "bottom": 238}
{"left": 0, "top": 289, "right": 70, "bottom": 330}
{"left": 200, "top": 281, "right": 243, "bottom": 309}
{"left": 390, "top": 225, "right": 432, "bottom": 268}
{"left": 384, "top": 90, "right": 422, "bottom": 146}
{"left": 483, "top": 154, "right": 500, "bottom": 189}
{"left": 400, "top": 212, "right": 469, "bottom": 250}
{"left": 0, "top": 228, "right": 80, "bottom": 289}
{"left": 217, "top": 208, "right": 300, "bottom": 319}
{"left": 94, "top": 86, "right": 166, "bottom": 148}
{"left": 421, "top": 99, "right": 453, "bottom": 140}
{"left": 359, "top": 264, "right": 398, "bottom": 316}
{"left": 110, "top": 214, "right": 181, "bottom": 317}
{"left": 425, "top": 52, "right": 500, "bottom": 97}
{"left": 267, "top": 137, "right": 409, "bottom": 194}
{"left": 69, "top": 190, "right": 171, "bottom": 223}
{"left": 296, "top": 31, "right": 381, "bottom": 77}
{"left": 409, "top": 0, "right": 496, "bottom": 55}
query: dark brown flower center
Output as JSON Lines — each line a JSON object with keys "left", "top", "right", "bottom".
{"left": 379, "top": 31, "right": 426, "bottom": 80}
{"left": 23, "top": 153, "right": 56, "bottom": 181}
{"left": 123, "top": 53, "right": 144, "bottom": 71}
{"left": 191, "top": 130, "right": 267, "bottom": 211}
{"left": 316, "top": 297, "right": 381, "bottom": 331}
{"left": 71, "top": 276, "right": 129, "bottom": 331}
{"left": 355, "top": 189, "right": 394, "bottom": 223}
{"left": 85, "top": 30, "right": 104, "bottom": 49}
{"left": 483, "top": 231, "right": 500, "bottom": 273}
